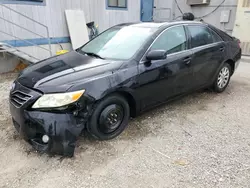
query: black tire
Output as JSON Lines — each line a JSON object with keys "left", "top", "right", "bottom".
{"left": 213, "top": 63, "right": 232, "bottom": 93}
{"left": 87, "top": 95, "right": 130, "bottom": 140}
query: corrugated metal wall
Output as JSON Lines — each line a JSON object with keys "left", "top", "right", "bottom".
{"left": 0, "top": 0, "right": 140, "bottom": 60}
{"left": 0, "top": 0, "right": 141, "bottom": 40}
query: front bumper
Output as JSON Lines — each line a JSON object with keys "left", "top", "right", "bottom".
{"left": 9, "top": 82, "right": 87, "bottom": 157}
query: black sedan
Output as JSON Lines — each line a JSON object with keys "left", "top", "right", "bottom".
{"left": 9, "top": 21, "right": 241, "bottom": 156}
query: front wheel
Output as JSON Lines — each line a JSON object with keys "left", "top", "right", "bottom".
{"left": 213, "top": 63, "right": 232, "bottom": 93}
{"left": 87, "top": 95, "right": 130, "bottom": 140}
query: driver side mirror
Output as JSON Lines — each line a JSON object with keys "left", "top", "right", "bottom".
{"left": 146, "top": 50, "right": 167, "bottom": 61}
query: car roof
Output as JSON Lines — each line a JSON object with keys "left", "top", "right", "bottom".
{"left": 116, "top": 21, "right": 204, "bottom": 29}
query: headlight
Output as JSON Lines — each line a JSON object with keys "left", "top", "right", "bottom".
{"left": 32, "top": 90, "right": 85, "bottom": 109}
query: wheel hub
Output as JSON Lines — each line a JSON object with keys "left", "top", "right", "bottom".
{"left": 99, "top": 104, "right": 124, "bottom": 134}
{"left": 217, "top": 67, "right": 230, "bottom": 89}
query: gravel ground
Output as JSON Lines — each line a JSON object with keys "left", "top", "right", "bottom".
{"left": 0, "top": 62, "right": 250, "bottom": 188}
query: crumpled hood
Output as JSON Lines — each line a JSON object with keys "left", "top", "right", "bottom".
{"left": 17, "top": 51, "right": 123, "bottom": 93}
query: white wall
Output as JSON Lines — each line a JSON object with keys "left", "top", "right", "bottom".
{"left": 153, "top": 0, "right": 237, "bottom": 34}
{"left": 172, "top": 0, "right": 238, "bottom": 34}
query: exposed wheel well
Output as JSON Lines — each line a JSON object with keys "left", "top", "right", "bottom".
{"left": 225, "top": 59, "right": 235, "bottom": 75}
{"left": 104, "top": 91, "right": 137, "bottom": 118}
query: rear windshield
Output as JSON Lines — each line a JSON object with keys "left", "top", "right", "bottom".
{"left": 79, "top": 26, "right": 157, "bottom": 60}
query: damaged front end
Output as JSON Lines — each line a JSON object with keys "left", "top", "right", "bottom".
{"left": 9, "top": 81, "right": 94, "bottom": 157}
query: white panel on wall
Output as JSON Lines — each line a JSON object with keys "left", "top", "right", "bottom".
{"left": 220, "top": 10, "right": 231, "bottom": 23}
{"left": 65, "top": 10, "right": 89, "bottom": 49}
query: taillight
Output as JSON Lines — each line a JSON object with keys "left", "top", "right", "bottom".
{"left": 238, "top": 40, "right": 241, "bottom": 48}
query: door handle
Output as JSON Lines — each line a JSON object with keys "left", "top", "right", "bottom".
{"left": 183, "top": 57, "right": 192, "bottom": 65}
{"left": 219, "top": 47, "right": 225, "bottom": 52}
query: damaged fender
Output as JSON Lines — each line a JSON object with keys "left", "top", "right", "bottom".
{"left": 24, "top": 111, "right": 86, "bottom": 157}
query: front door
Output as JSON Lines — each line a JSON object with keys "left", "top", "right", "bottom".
{"left": 136, "top": 25, "right": 193, "bottom": 110}
{"left": 141, "top": 0, "right": 154, "bottom": 22}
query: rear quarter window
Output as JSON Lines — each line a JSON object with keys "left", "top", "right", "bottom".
{"left": 208, "top": 25, "right": 233, "bottom": 41}
{"left": 209, "top": 28, "right": 222, "bottom": 43}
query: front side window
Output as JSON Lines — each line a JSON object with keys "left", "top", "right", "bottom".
{"left": 80, "top": 26, "right": 156, "bottom": 60}
{"left": 188, "top": 25, "right": 214, "bottom": 48}
{"left": 107, "top": 0, "right": 127, "bottom": 9}
{"left": 151, "top": 26, "right": 187, "bottom": 54}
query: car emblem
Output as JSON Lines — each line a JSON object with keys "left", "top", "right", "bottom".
{"left": 10, "top": 83, "right": 15, "bottom": 92}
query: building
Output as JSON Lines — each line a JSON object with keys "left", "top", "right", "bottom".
{"left": 232, "top": 0, "right": 250, "bottom": 56}
{"left": 0, "top": 0, "right": 241, "bottom": 72}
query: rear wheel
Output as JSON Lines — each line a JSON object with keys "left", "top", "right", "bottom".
{"left": 213, "top": 63, "right": 232, "bottom": 93}
{"left": 87, "top": 95, "right": 130, "bottom": 140}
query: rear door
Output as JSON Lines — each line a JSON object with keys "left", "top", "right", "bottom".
{"left": 186, "top": 25, "right": 225, "bottom": 88}
{"left": 137, "top": 25, "right": 193, "bottom": 110}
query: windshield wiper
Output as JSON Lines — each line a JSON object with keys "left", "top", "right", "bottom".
{"left": 82, "top": 51, "right": 105, "bottom": 59}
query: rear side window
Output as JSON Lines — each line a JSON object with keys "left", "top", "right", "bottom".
{"left": 151, "top": 26, "right": 187, "bottom": 54}
{"left": 188, "top": 25, "right": 214, "bottom": 48}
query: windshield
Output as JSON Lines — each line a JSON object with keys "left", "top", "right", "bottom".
{"left": 79, "top": 26, "right": 156, "bottom": 60}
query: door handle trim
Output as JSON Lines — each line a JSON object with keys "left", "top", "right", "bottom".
{"left": 219, "top": 47, "right": 225, "bottom": 52}
{"left": 183, "top": 57, "right": 192, "bottom": 65}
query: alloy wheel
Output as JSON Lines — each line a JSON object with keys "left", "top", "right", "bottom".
{"left": 217, "top": 67, "right": 230, "bottom": 89}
